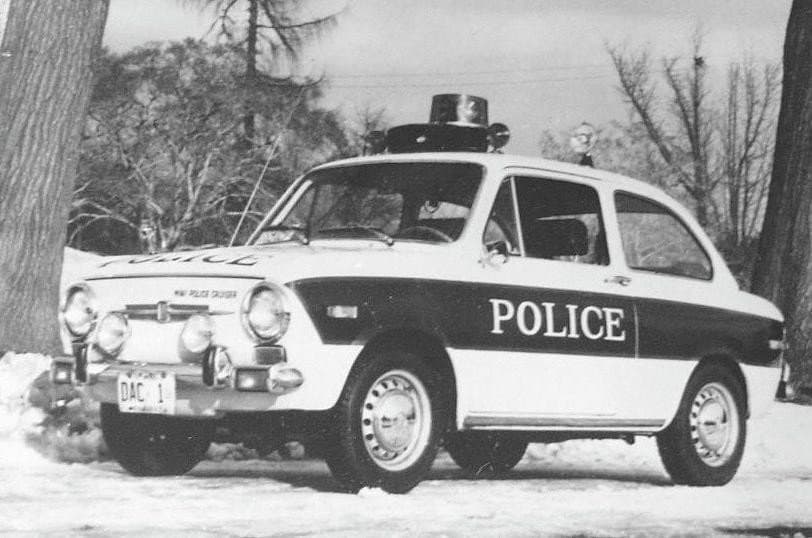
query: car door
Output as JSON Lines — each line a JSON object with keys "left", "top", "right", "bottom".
{"left": 455, "top": 173, "right": 641, "bottom": 428}
{"left": 603, "top": 190, "right": 721, "bottom": 421}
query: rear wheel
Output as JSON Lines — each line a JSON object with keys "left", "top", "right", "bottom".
{"left": 101, "top": 404, "right": 212, "bottom": 476}
{"left": 324, "top": 350, "right": 448, "bottom": 493}
{"left": 445, "top": 432, "right": 527, "bottom": 475}
{"left": 656, "top": 364, "right": 746, "bottom": 486}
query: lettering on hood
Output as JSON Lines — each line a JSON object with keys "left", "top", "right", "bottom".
{"left": 489, "top": 298, "right": 627, "bottom": 341}
{"left": 98, "top": 253, "right": 259, "bottom": 267}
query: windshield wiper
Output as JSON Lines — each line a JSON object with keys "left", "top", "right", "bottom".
{"left": 260, "top": 224, "right": 310, "bottom": 245}
{"left": 318, "top": 225, "right": 395, "bottom": 246}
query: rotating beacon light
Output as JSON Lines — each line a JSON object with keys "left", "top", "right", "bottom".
{"left": 430, "top": 94, "right": 488, "bottom": 126}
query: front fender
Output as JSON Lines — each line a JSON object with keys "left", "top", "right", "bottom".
{"left": 287, "top": 277, "right": 450, "bottom": 346}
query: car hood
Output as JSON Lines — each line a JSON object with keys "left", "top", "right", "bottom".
{"left": 76, "top": 241, "right": 469, "bottom": 285}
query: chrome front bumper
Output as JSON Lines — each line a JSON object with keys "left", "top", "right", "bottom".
{"left": 52, "top": 358, "right": 304, "bottom": 417}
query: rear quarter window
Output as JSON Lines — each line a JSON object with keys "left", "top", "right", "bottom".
{"left": 614, "top": 192, "right": 712, "bottom": 280}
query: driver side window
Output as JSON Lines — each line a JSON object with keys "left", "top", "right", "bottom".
{"left": 514, "top": 176, "right": 609, "bottom": 265}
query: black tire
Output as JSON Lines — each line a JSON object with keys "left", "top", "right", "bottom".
{"left": 445, "top": 432, "right": 528, "bottom": 476}
{"left": 100, "top": 403, "right": 212, "bottom": 476}
{"left": 324, "top": 350, "right": 448, "bottom": 493}
{"left": 656, "top": 363, "right": 747, "bottom": 486}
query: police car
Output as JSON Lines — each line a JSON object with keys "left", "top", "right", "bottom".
{"left": 57, "top": 95, "right": 785, "bottom": 493}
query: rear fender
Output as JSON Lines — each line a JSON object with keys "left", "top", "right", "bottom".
{"left": 660, "top": 353, "right": 747, "bottom": 430}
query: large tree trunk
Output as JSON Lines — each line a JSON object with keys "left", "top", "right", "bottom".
{"left": 0, "top": 0, "right": 109, "bottom": 355}
{"left": 751, "top": 1, "right": 812, "bottom": 387}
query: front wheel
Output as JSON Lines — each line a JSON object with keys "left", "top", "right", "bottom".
{"left": 656, "top": 364, "right": 746, "bottom": 486}
{"left": 101, "top": 404, "right": 212, "bottom": 476}
{"left": 445, "top": 432, "right": 528, "bottom": 476}
{"left": 324, "top": 350, "right": 448, "bottom": 493}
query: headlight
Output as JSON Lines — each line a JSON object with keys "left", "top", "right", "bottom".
{"left": 62, "top": 284, "right": 97, "bottom": 338}
{"left": 95, "top": 313, "right": 130, "bottom": 355}
{"left": 181, "top": 314, "right": 215, "bottom": 354}
{"left": 241, "top": 283, "right": 289, "bottom": 343}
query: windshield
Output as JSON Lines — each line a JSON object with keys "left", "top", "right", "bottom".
{"left": 254, "top": 162, "right": 484, "bottom": 245}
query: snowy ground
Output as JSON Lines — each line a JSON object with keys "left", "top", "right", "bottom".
{"left": 1, "top": 397, "right": 811, "bottom": 537}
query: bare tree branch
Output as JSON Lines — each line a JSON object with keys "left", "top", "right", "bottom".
{"left": 608, "top": 31, "right": 778, "bottom": 241}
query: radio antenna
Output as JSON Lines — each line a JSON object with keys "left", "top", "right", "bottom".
{"left": 228, "top": 88, "right": 306, "bottom": 247}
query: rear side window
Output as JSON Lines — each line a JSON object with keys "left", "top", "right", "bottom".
{"left": 614, "top": 192, "right": 712, "bottom": 280}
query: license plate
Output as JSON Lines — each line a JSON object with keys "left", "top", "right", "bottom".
{"left": 117, "top": 370, "right": 176, "bottom": 415}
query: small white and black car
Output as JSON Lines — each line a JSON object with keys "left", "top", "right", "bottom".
{"left": 58, "top": 95, "right": 785, "bottom": 493}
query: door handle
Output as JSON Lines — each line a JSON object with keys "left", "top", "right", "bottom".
{"left": 605, "top": 275, "right": 631, "bottom": 286}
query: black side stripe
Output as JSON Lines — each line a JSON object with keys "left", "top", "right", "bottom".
{"left": 287, "top": 277, "right": 782, "bottom": 367}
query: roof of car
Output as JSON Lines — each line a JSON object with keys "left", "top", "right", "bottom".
{"left": 314, "top": 151, "right": 667, "bottom": 200}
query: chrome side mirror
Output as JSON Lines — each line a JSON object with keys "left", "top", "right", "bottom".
{"left": 484, "top": 241, "right": 509, "bottom": 266}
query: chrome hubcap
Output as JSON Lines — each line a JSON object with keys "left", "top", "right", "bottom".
{"left": 690, "top": 382, "right": 739, "bottom": 467}
{"left": 361, "top": 369, "right": 431, "bottom": 471}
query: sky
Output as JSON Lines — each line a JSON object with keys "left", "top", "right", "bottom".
{"left": 104, "top": 0, "right": 792, "bottom": 155}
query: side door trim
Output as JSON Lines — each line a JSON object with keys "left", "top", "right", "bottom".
{"left": 462, "top": 412, "right": 665, "bottom": 433}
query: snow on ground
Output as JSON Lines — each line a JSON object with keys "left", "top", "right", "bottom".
{"left": 61, "top": 247, "right": 99, "bottom": 284}
{"left": 0, "top": 353, "right": 51, "bottom": 441}
{"left": 1, "top": 358, "right": 811, "bottom": 537}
